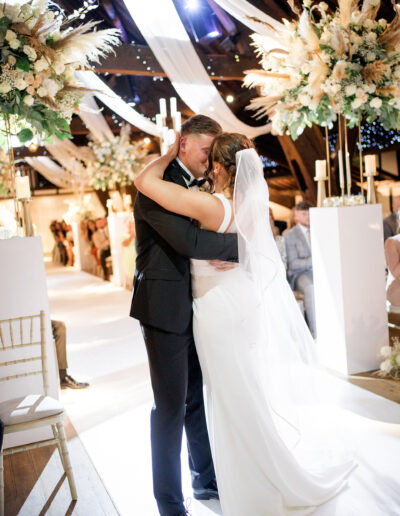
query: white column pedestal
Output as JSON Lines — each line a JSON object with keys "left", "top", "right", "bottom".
{"left": 108, "top": 212, "right": 131, "bottom": 287}
{"left": 0, "top": 237, "right": 59, "bottom": 448}
{"left": 310, "top": 205, "right": 388, "bottom": 374}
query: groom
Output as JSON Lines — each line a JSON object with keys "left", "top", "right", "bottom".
{"left": 130, "top": 115, "right": 238, "bottom": 516}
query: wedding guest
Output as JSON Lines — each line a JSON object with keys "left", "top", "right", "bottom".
{"left": 284, "top": 201, "right": 316, "bottom": 338}
{"left": 385, "top": 234, "right": 400, "bottom": 310}
{"left": 92, "top": 217, "right": 111, "bottom": 281}
{"left": 87, "top": 219, "right": 101, "bottom": 267}
{"left": 122, "top": 218, "right": 137, "bottom": 289}
{"left": 51, "top": 320, "right": 89, "bottom": 389}
{"left": 80, "top": 220, "right": 97, "bottom": 274}
{"left": 383, "top": 196, "right": 400, "bottom": 241}
{"left": 65, "top": 223, "right": 74, "bottom": 267}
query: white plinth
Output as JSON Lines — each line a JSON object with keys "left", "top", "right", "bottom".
{"left": 108, "top": 212, "right": 131, "bottom": 287}
{"left": 310, "top": 205, "right": 388, "bottom": 374}
{"left": 0, "top": 237, "right": 59, "bottom": 448}
{"left": 71, "top": 221, "right": 83, "bottom": 270}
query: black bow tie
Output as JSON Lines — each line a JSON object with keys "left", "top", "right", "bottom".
{"left": 189, "top": 178, "right": 206, "bottom": 188}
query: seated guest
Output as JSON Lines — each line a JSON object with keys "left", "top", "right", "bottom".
{"left": 284, "top": 201, "right": 316, "bottom": 338}
{"left": 51, "top": 320, "right": 89, "bottom": 389}
{"left": 87, "top": 219, "right": 101, "bottom": 268}
{"left": 92, "top": 217, "right": 111, "bottom": 281}
{"left": 383, "top": 196, "right": 400, "bottom": 241}
{"left": 385, "top": 234, "right": 400, "bottom": 311}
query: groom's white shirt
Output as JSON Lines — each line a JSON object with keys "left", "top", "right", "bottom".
{"left": 176, "top": 157, "right": 197, "bottom": 189}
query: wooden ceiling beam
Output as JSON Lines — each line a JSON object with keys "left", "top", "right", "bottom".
{"left": 94, "top": 44, "right": 258, "bottom": 81}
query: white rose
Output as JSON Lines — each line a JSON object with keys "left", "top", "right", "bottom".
{"left": 54, "top": 62, "right": 65, "bottom": 74}
{"left": 367, "top": 83, "right": 377, "bottom": 93}
{"left": 303, "top": 0, "right": 312, "bottom": 8}
{"left": 366, "top": 32, "right": 377, "bottom": 42}
{"left": 370, "top": 97, "right": 382, "bottom": 109}
{"left": 331, "top": 83, "right": 341, "bottom": 94}
{"left": 351, "top": 98, "right": 363, "bottom": 109}
{"left": 364, "top": 19, "right": 375, "bottom": 30}
{"left": 9, "top": 38, "right": 21, "bottom": 50}
{"left": 345, "top": 84, "right": 357, "bottom": 96}
{"left": 37, "top": 86, "right": 48, "bottom": 97}
{"left": 34, "top": 56, "right": 49, "bottom": 73}
{"left": 23, "top": 94, "right": 34, "bottom": 106}
{"left": 42, "top": 78, "right": 59, "bottom": 97}
{"left": 15, "top": 78, "right": 27, "bottom": 90}
{"left": 0, "top": 83, "right": 11, "bottom": 94}
{"left": 298, "top": 93, "right": 311, "bottom": 107}
{"left": 351, "top": 12, "right": 362, "bottom": 25}
{"left": 379, "top": 19, "right": 388, "bottom": 29}
{"left": 380, "top": 345, "right": 392, "bottom": 357}
{"left": 23, "top": 45, "right": 37, "bottom": 61}
{"left": 319, "top": 2, "right": 328, "bottom": 11}
{"left": 5, "top": 29, "right": 17, "bottom": 41}
{"left": 366, "top": 52, "right": 376, "bottom": 62}
{"left": 380, "top": 359, "right": 392, "bottom": 373}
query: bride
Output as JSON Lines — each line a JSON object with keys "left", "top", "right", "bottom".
{"left": 134, "top": 132, "right": 355, "bottom": 515}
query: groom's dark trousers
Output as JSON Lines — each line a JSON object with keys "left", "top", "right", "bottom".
{"left": 130, "top": 160, "right": 238, "bottom": 516}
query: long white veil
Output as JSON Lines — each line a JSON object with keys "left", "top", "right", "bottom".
{"left": 233, "top": 148, "right": 353, "bottom": 468}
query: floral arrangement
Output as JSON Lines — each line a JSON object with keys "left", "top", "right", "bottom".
{"left": 0, "top": 1, "right": 120, "bottom": 145}
{"left": 87, "top": 125, "right": 148, "bottom": 191}
{"left": 245, "top": 0, "right": 400, "bottom": 140}
{"left": 377, "top": 337, "right": 400, "bottom": 379}
{"left": 0, "top": 148, "right": 11, "bottom": 196}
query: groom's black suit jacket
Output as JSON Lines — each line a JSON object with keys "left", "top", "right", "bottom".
{"left": 130, "top": 159, "right": 238, "bottom": 334}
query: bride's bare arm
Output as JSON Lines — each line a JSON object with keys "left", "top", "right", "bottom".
{"left": 134, "top": 139, "right": 224, "bottom": 231}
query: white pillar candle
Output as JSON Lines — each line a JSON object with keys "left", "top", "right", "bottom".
{"left": 365, "top": 154, "right": 376, "bottom": 176}
{"left": 345, "top": 151, "right": 351, "bottom": 186}
{"left": 15, "top": 175, "right": 31, "bottom": 199}
{"left": 168, "top": 129, "right": 176, "bottom": 145}
{"left": 170, "top": 97, "right": 177, "bottom": 116}
{"left": 162, "top": 126, "right": 169, "bottom": 145}
{"left": 338, "top": 150, "right": 345, "bottom": 188}
{"left": 161, "top": 141, "right": 168, "bottom": 156}
{"left": 156, "top": 114, "right": 163, "bottom": 131}
{"left": 159, "top": 98, "right": 167, "bottom": 118}
{"left": 315, "top": 160, "right": 326, "bottom": 180}
{"left": 173, "top": 111, "right": 181, "bottom": 132}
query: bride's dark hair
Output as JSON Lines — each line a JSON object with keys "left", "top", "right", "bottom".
{"left": 205, "top": 133, "right": 255, "bottom": 193}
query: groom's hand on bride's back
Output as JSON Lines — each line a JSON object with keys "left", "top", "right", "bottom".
{"left": 208, "top": 260, "right": 237, "bottom": 271}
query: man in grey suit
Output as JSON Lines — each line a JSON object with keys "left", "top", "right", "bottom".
{"left": 284, "top": 201, "right": 316, "bottom": 338}
{"left": 383, "top": 197, "right": 400, "bottom": 241}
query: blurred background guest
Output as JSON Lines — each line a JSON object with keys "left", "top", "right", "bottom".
{"left": 383, "top": 196, "right": 400, "bottom": 241}
{"left": 92, "top": 217, "right": 111, "bottom": 281}
{"left": 122, "top": 218, "right": 137, "bottom": 289}
{"left": 384, "top": 234, "right": 400, "bottom": 312}
{"left": 284, "top": 201, "right": 316, "bottom": 338}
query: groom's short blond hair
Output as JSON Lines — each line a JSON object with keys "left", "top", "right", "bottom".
{"left": 181, "top": 115, "right": 222, "bottom": 137}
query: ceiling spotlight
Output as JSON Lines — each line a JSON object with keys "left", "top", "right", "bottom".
{"left": 28, "top": 141, "right": 39, "bottom": 152}
{"left": 186, "top": 0, "right": 200, "bottom": 10}
{"left": 226, "top": 95, "right": 234, "bottom": 103}
{"left": 144, "top": 137, "right": 151, "bottom": 145}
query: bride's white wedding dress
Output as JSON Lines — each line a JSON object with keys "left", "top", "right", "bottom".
{"left": 189, "top": 150, "right": 359, "bottom": 515}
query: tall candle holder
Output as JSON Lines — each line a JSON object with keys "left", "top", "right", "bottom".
{"left": 15, "top": 173, "right": 33, "bottom": 237}
{"left": 364, "top": 154, "right": 377, "bottom": 204}
{"left": 315, "top": 160, "right": 327, "bottom": 208}
{"left": 156, "top": 97, "right": 182, "bottom": 155}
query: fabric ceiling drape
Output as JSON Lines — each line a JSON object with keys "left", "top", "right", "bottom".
{"left": 76, "top": 71, "right": 160, "bottom": 137}
{"left": 25, "top": 156, "right": 80, "bottom": 189}
{"left": 79, "top": 95, "right": 115, "bottom": 143}
{"left": 123, "top": 0, "right": 270, "bottom": 138}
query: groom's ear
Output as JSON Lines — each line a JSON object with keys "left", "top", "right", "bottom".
{"left": 180, "top": 136, "right": 187, "bottom": 153}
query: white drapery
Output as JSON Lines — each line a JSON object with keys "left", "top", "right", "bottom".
{"left": 212, "top": 0, "right": 287, "bottom": 49}
{"left": 79, "top": 95, "right": 115, "bottom": 143}
{"left": 123, "top": 0, "right": 270, "bottom": 138}
{"left": 25, "top": 156, "right": 79, "bottom": 189}
{"left": 76, "top": 71, "right": 160, "bottom": 137}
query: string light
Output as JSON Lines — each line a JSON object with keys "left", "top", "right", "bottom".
{"left": 226, "top": 95, "right": 234, "bottom": 103}
{"left": 144, "top": 137, "right": 151, "bottom": 144}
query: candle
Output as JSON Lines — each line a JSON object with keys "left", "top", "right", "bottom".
{"left": 345, "top": 151, "right": 351, "bottom": 186}
{"left": 338, "top": 150, "right": 345, "bottom": 188}
{"left": 161, "top": 141, "right": 168, "bottom": 156}
{"left": 173, "top": 111, "right": 181, "bottom": 132}
{"left": 15, "top": 175, "right": 31, "bottom": 199}
{"left": 315, "top": 160, "right": 326, "bottom": 180}
{"left": 159, "top": 98, "right": 167, "bottom": 118}
{"left": 168, "top": 129, "right": 176, "bottom": 145}
{"left": 170, "top": 97, "right": 177, "bottom": 116}
{"left": 162, "top": 125, "right": 169, "bottom": 143}
{"left": 155, "top": 114, "right": 163, "bottom": 131}
{"left": 365, "top": 154, "right": 376, "bottom": 176}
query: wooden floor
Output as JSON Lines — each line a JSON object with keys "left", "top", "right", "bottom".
{"left": 3, "top": 417, "right": 118, "bottom": 516}
{"left": 348, "top": 371, "right": 400, "bottom": 403}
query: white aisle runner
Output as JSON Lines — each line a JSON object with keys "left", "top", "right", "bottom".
{"left": 47, "top": 267, "right": 400, "bottom": 516}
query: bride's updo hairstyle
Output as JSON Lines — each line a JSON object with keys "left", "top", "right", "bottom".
{"left": 206, "top": 133, "right": 254, "bottom": 194}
